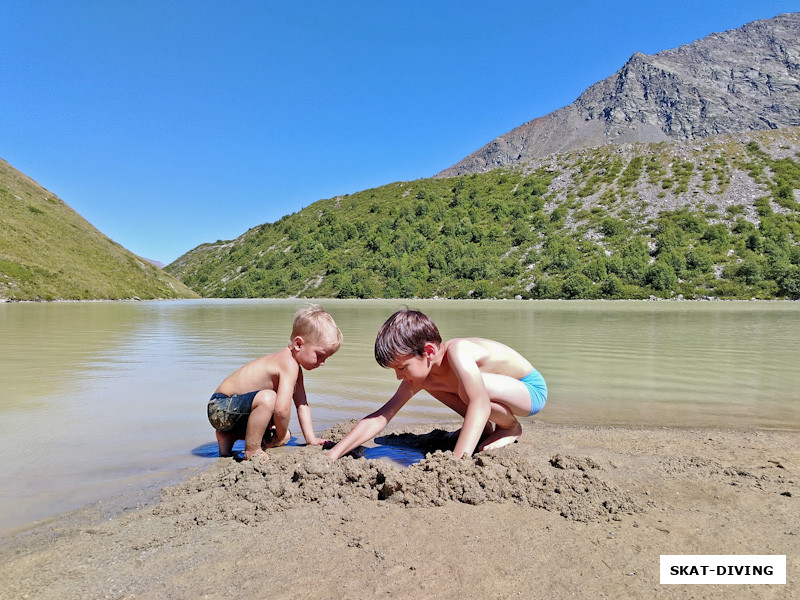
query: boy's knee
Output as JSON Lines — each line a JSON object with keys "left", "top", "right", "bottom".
{"left": 253, "top": 389, "right": 277, "bottom": 409}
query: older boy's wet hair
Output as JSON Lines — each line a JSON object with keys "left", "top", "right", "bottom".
{"left": 374, "top": 309, "right": 442, "bottom": 368}
{"left": 291, "top": 305, "right": 343, "bottom": 350}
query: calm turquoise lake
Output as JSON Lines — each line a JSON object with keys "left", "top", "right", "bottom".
{"left": 1, "top": 299, "right": 798, "bottom": 533}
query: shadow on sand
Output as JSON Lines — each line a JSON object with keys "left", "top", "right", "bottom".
{"left": 365, "top": 428, "right": 457, "bottom": 466}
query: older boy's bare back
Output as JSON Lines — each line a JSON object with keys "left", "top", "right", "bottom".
{"left": 420, "top": 337, "right": 534, "bottom": 395}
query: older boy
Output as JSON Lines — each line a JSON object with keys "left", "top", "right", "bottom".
{"left": 208, "top": 305, "right": 342, "bottom": 460}
{"left": 327, "top": 309, "right": 546, "bottom": 461}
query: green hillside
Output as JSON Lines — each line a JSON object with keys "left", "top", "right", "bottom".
{"left": 167, "top": 128, "right": 800, "bottom": 300}
{"left": 0, "top": 158, "right": 198, "bottom": 301}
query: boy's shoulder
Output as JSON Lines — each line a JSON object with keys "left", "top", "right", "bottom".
{"left": 440, "top": 337, "right": 479, "bottom": 362}
{"left": 256, "top": 347, "right": 299, "bottom": 373}
{"left": 443, "top": 337, "right": 491, "bottom": 353}
{"left": 442, "top": 337, "right": 504, "bottom": 365}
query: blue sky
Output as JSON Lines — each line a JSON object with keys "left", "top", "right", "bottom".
{"left": 2, "top": 1, "right": 797, "bottom": 264}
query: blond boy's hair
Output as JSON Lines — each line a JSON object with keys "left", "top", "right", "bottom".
{"left": 291, "top": 305, "right": 343, "bottom": 350}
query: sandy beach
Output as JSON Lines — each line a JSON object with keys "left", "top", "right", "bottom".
{"left": 1, "top": 420, "right": 796, "bottom": 599}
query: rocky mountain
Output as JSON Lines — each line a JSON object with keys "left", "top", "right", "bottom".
{"left": 0, "top": 158, "right": 198, "bottom": 301}
{"left": 438, "top": 13, "right": 800, "bottom": 177}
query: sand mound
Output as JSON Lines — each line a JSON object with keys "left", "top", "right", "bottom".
{"left": 156, "top": 428, "right": 643, "bottom": 525}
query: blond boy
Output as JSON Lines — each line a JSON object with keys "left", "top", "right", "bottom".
{"left": 208, "top": 305, "right": 342, "bottom": 460}
{"left": 328, "top": 309, "right": 546, "bottom": 460}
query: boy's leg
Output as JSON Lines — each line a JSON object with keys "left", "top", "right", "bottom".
{"left": 216, "top": 429, "right": 237, "bottom": 457}
{"left": 262, "top": 422, "right": 292, "bottom": 449}
{"left": 429, "top": 390, "right": 495, "bottom": 442}
{"left": 429, "top": 390, "right": 468, "bottom": 417}
{"left": 209, "top": 394, "right": 250, "bottom": 457}
{"left": 478, "top": 404, "right": 522, "bottom": 451}
{"left": 244, "top": 389, "right": 278, "bottom": 460}
{"left": 476, "top": 373, "right": 532, "bottom": 451}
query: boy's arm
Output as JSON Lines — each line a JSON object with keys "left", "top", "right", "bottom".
{"left": 327, "top": 382, "right": 415, "bottom": 460}
{"left": 271, "top": 363, "right": 298, "bottom": 442}
{"left": 293, "top": 371, "right": 325, "bottom": 445}
{"left": 449, "top": 347, "right": 492, "bottom": 459}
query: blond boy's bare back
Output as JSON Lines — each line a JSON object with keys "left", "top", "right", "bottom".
{"left": 215, "top": 347, "right": 298, "bottom": 397}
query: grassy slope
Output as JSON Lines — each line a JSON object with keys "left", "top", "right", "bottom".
{"left": 0, "top": 158, "right": 198, "bottom": 300}
{"left": 167, "top": 128, "right": 800, "bottom": 300}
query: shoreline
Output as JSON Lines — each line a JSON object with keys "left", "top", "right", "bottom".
{"left": 2, "top": 421, "right": 796, "bottom": 599}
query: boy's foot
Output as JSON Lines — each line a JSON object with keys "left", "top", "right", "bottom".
{"left": 263, "top": 428, "right": 291, "bottom": 449}
{"left": 477, "top": 421, "right": 522, "bottom": 452}
{"left": 261, "top": 424, "right": 276, "bottom": 450}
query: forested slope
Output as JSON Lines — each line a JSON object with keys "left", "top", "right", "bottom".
{"left": 167, "top": 129, "right": 800, "bottom": 300}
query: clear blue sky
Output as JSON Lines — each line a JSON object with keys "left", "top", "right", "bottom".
{"left": 2, "top": 1, "right": 797, "bottom": 264}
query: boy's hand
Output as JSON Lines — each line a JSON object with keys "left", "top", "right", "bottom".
{"left": 306, "top": 437, "right": 331, "bottom": 447}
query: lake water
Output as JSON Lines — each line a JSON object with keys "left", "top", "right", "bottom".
{"left": 1, "top": 298, "right": 798, "bottom": 533}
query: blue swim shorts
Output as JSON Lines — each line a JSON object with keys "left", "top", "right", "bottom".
{"left": 520, "top": 368, "right": 547, "bottom": 416}
{"left": 207, "top": 391, "right": 260, "bottom": 432}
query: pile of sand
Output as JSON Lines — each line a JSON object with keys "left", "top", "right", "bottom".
{"left": 157, "top": 427, "right": 643, "bottom": 525}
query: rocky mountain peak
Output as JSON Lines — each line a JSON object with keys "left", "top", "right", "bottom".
{"left": 437, "top": 13, "right": 800, "bottom": 177}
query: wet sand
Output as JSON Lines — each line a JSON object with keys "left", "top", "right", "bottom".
{"left": 1, "top": 421, "right": 797, "bottom": 599}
